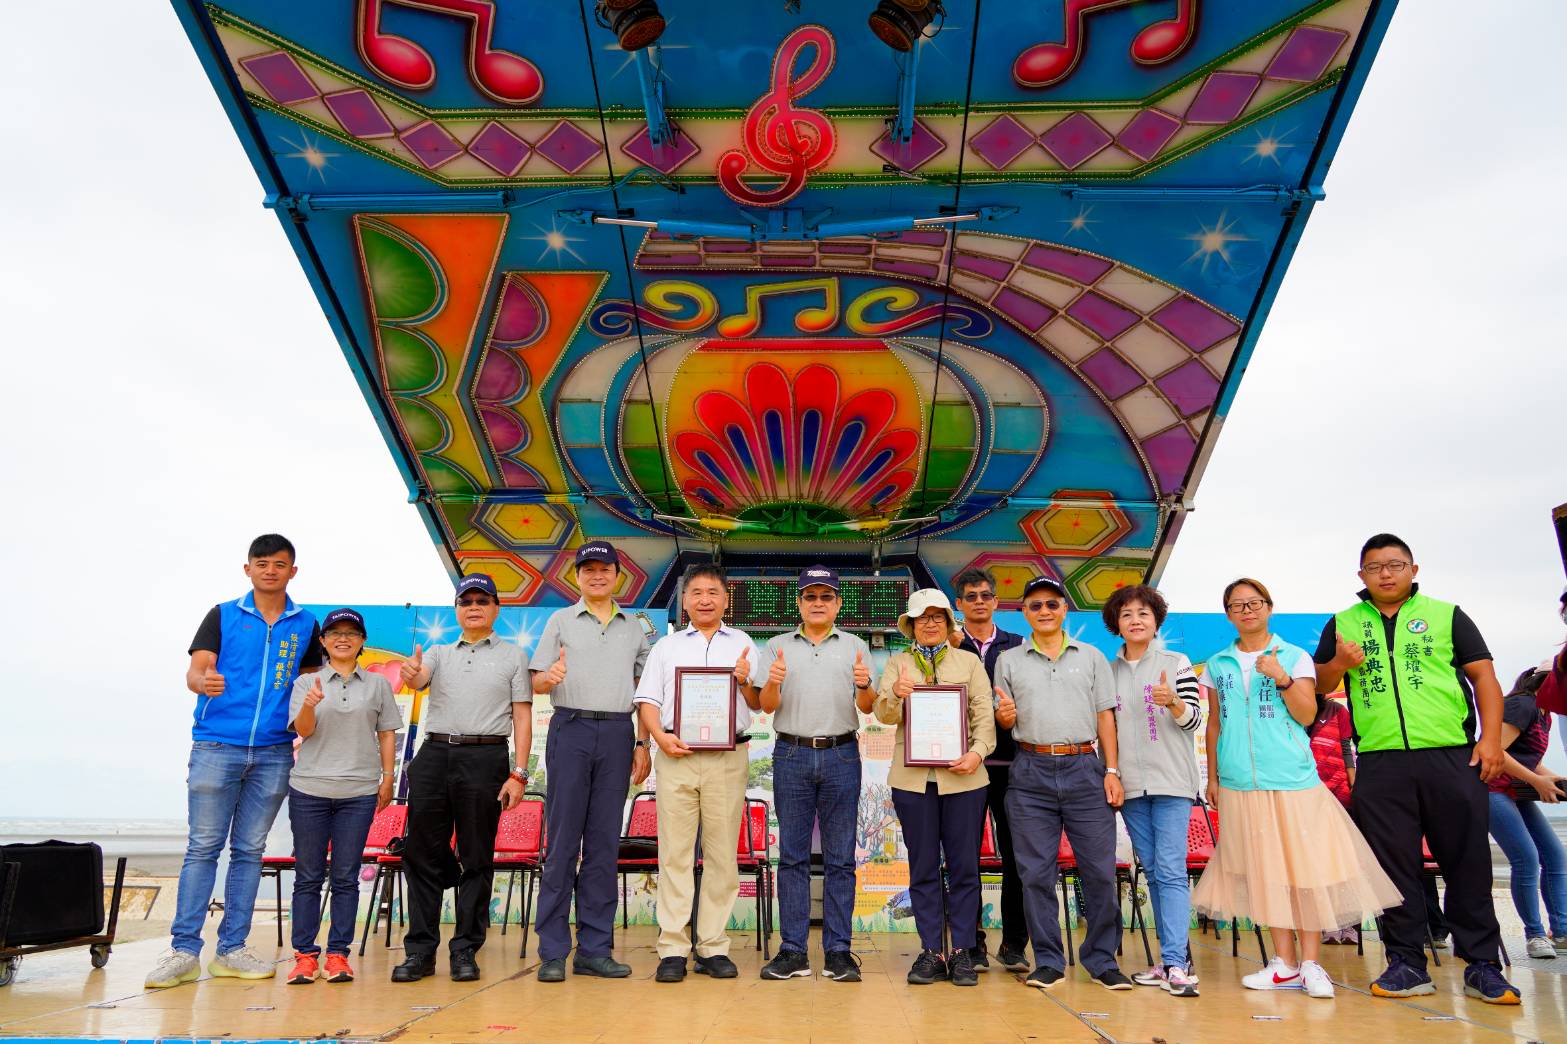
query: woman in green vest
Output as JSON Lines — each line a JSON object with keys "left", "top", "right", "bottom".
{"left": 1192, "top": 578, "right": 1399, "bottom": 1000}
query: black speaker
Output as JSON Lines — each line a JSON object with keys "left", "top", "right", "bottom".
{"left": 0, "top": 841, "right": 104, "bottom": 945}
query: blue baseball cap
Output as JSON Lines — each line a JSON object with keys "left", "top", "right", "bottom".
{"left": 321, "top": 607, "right": 366, "bottom": 634}
{"left": 574, "top": 541, "right": 621, "bottom": 568}
{"left": 1021, "top": 575, "right": 1068, "bottom": 601}
{"left": 455, "top": 573, "right": 499, "bottom": 600}
{"left": 798, "top": 565, "right": 840, "bottom": 591}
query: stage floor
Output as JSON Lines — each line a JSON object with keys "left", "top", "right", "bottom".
{"left": 3, "top": 924, "right": 1565, "bottom": 1043}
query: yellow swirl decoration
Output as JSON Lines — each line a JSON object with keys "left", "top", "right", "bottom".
{"left": 643, "top": 280, "right": 719, "bottom": 331}
{"left": 846, "top": 286, "right": 922, "bottom": 335}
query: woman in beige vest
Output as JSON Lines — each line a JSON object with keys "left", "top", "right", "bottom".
{"left": 875, "top": 589, "right": 996, "bottom": 987}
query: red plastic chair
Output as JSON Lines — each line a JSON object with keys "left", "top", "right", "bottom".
{"left": 263, "top": 803, "right": 412, "bottom": 949}
{"left": 979, "top": 812, "right": 1003, "bottom": 872}
{"left": 360, "top": 827, "right": 456, "bottom": 956}
{"left": 735, "top": 799, "right": 776, "bottom": 957}
{"left": 495, "top": 794, "right": 546, "bottom": 956}
{"left": 615, "top": 792, "right": 660, "bottom": 938}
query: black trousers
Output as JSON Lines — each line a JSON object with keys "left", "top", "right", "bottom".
{"left": 892, "top": 783, "right": 987, "bottom": 952}
{"left": 402, "top": 742, "right": 508, "bottom": 958}
{"left": 1353, "top": 747, "right": 1501, "bottom": 970}
{"left": 976, "top": 765, "right": 1027, "bottom": 951}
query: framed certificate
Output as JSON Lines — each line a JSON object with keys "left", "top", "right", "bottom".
{"left": 904, "top": 685, "right": 969, "bottom": 767}
{"left": 673, "top": 667, "right": 738, "bottom": 750}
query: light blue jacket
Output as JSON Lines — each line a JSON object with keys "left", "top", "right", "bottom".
{"left": 1205, "top": 635, "right": 1317, "bottom": 792}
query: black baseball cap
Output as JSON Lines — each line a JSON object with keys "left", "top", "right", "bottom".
{"left": 1021, "top": 576, "right": 1068, "bottom": 601}
{"left": 321, "top": 607, "right": 366, "bottom": 634}
{"left": 455, "top": 573, "right": 499, "bottom": 600}
{"left": 575, "top": 541, "right": 621, "bottom": 568}
{"left": 798, "top": 565, "right": 840, "bottom": 591}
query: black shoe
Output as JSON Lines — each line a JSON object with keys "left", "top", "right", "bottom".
{"left": 390, "top": 954, "right": 436, "bottom": 983}
{"left": 694, "top": 954, "right": 739, "bottom": 978}
{"left": 997, "top": 944, "right": 1030, "bottom": 972}
{"left": 537, "top": 958, "right": 566, "bottom": 983}
{"left": 1091, "top": 968, "right": 1134, "bottom": 991}
{"left": 1025, "top": 965, "right": 1064, "bottom": 989}
{"left": 573, "top": 955, "right": 632, "bottom": 978}
{"left": 968, "top": 945, "right": 990, "bottom": 973}
{"left": 907, "top": 950, "right": 948, "bottom": 985}
{"left": 655, "top": 956, "right": 687, "bottom": 982}
{"left": 949, "top": 949, "right": 978, "bottom": 986}
{"left": 823, "top": 950, "right": 861, "bottom": 982}
{"left": 760, "top": 949, "right": 812, "bottom": 980}
{"left": 449, "top": 949, "right": 480, "bottom": 982}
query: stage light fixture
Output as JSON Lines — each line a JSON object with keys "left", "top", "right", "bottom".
{"left": 598, "top": 0, "right": 666, "bottom": 51}
{"left": 868, "top": 0, "right": 942, "bottom": 53}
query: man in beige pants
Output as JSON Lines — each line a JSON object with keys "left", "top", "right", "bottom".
{"left": 634, "top": 563, "right": 763, "bottom": 982}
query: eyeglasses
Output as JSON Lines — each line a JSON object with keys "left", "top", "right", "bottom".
{"left": 799, "top": 592, "right": 838, "bottom": 604}
{"left": 1359, "top": 560, "right": 1410, "bottom": 576}
{"left": 324, "top": 630, "right": 365, "bottom": 640}
{"left": 960, "top": 590, "right": 996, "bottom": 603}
{"left": 1025, "top": 599, "right": 1064, "bottom": 613}
{"left": 914, "top": 613, "right": 949, "bottom": 625}
{"left": 457, "top": 597, "right": 496, "bottom": 607}
{"left": 1225, "top": 599, "right": 1268, "bottom": 613}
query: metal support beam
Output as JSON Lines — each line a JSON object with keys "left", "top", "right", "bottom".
{"left": 888, "top": 44, "right": 920, "bottom": 145}
{"left": 635, "top": 47, "right": 673, "bottom": 147}
{"left": 558, "top": 204, "right": 1017, "bottom": 241}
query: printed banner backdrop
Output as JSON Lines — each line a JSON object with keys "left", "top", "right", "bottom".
{"left": 316, "top": 603, "right": 1334, "bottom": 930}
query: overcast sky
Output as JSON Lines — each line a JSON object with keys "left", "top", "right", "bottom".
{"left": 1, "top": 1, "right": 1563, "bottom": 819}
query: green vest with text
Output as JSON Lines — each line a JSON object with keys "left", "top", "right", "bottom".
{"left": 1335, "top": 591, "right": 1468, "bottom": 752}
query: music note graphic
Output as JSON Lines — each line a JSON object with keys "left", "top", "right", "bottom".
{"left": 356, "top": 0, "right": 544, "bottom": 106}
{"left": 716, "top": 279, "right": 841, "bottom": 339}
{"left": 717, "top": 25, "right": 838, "bottom": 208}
{"left": 1013, "top": 0, "right": 1197, "bottom": 90}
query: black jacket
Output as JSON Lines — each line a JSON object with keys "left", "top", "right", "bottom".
{"left": 957, "top": 626, "right": 1025, "bottom": 762}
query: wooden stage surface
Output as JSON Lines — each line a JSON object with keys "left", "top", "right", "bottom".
{"left": 2, "top": 925, "right": 1564, "bottom": 1043}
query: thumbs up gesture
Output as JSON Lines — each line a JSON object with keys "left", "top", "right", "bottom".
{"left": 892, "top": 665, "right": 915, "bottom": 700}
{"left": 1335, "top": 631, "right": 1366, "bottom": 669}
{"left": 768, "top": 648, "right": 788, "bottom": 686}
{"left": 853, "top": 649, "right": 871, "bottom": 690}
{"left": 733, "top": 647, "right": 752, "bottom": 686}
{"left": 400, "top": 644, "right": 424, "bottom": 687}
{"left": 1150, "top": 670, "right": 1175, "bottom": 707}
{"left": 541, "top": 647, "right": 568, "bottom": 690}
{"left": 995, "top": 688, "right": 1017, "bottom": 729}
{"left": 1257, "top": 647, "right": 1288, "bottom": 687}
{"left": 201, "top": 666, "right": 226, "bottom": 697}
{"left": 303, "top": 676, "right": 325, "bottom": 708}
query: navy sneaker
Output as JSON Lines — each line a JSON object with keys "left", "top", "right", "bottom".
{"left": 1462, "top": 961, "right": 1521, "bottom": 1005}
{"left": 1370, "top": 954, "right": 1435, "bottom": 998}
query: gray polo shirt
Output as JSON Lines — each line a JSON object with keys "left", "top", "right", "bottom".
{"left": 422, "top": 634, "right": 531, "bottom": 737}
{"left": 529, "top": 601, "right": 649, "bottom": 713}
{"left": 288, "top": 666, "right": 403, "bottom": 799}
{"left": 763, "top": 627, "right": 869, "bottom": 738}
{"left": 993, "top": 636, "right": 1115, "bottom": 745}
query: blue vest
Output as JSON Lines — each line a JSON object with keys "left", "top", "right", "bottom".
{"left": 194, "top": 593, "right": 317, "bottom": 747}
{"left": 1205, "top": 635, "right": 1317, "bottom": 792}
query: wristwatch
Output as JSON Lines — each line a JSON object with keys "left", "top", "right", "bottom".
{"left": 1105, "top": 767, "right": 1121, "bottom": 777}
{"left": 510, "top": 766, "right": 528, "bottom": 782}
{"left": 637, "top": 738, "right": 655, "bottom": 750}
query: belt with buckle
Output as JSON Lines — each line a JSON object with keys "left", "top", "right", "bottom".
{"left": 426, "top": 733, "right": 508, "bottom": 745}
{"left": 776, "top": 731, "right": 857, "bottom": 750}
{"left": 1017, "top": 741, "right": 1096, "bottom": 756}
{"left": 558, "top": 709, "right": 632, "bottom": 721}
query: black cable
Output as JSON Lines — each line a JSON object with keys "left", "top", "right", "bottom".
{"left": 575, "top": 0, "right": 682, "bottom": 558}
{"left": 913, "top": 0, "right": 982, "bottom": 560}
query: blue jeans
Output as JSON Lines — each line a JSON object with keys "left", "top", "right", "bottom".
{"left": 1487, "top": 792, "right": 1567, "bottom": 939}
{"left": 288, "top": 789, "right": 378, "bottom": 956}
{"left": 171, "top": 741, "right": 293, "bottom": 955}
{"left": 773, "top": 741, "right": 861, "bottom": 955}
{"left": 1120, "top": 794, "right": 1193, "bottom": 970}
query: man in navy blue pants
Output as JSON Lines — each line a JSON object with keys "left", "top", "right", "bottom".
{"left": 530, "top": 543, "right": 651, "bottom": 981}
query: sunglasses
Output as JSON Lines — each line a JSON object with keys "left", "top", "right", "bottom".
{"left": 1025, "top": 598, "right": 1065, "bottom": 613}
{"left": 799, "top": 592, "right": 838, "bottom": 604}
{"left": 457, "top": 597, "right": 496, "bottom": 607}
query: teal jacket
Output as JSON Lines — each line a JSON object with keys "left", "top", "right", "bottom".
{"left": 1205, "top": 635, "right": 1317, "bottom": 792}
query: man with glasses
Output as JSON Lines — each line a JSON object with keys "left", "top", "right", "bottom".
{"left": 992, "top": 576, "right": 1130, "bottom": 992}
{"left": 1315, "top": 534, "right": 1517, "bottom": 1004}
{"left": 758, "top": 566, "right": 875, "bottom": 982}
{"left": 392, "top": 574, "right": 531, "bottom": 984}
{"left": 950, "top": 568, "right": 1025, "bottom": 973}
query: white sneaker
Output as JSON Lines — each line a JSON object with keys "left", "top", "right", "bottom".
{"left": 1526, "top": 936, "right": 1557, "bottom": 959}
{"left": 209, "top": 946, "right": 277, "bottom": 979}
{"left": 144, "top": 949, "right": 201, "bottom": 989}
{"left": 1300, "top": 960, "right": 1334, "bottom": 998}
{"left": 1242, "top": 957, "right": 1302, "bottom": 991}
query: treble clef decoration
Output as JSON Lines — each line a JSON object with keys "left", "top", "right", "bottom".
{"left": 717, "top": 25, "right": 838, "bottom": 207}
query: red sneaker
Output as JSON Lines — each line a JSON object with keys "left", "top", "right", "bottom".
{"left": 323, "top": 953, "right": 355, "bottom": 983}
{"left": 287, "top": 952, "right": 319, "bottom": 985}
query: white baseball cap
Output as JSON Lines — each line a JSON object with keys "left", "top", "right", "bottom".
{"left": 898, "top": 588, "right": 956, "bottom": 640}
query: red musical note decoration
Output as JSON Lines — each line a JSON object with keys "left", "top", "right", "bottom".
{"left": 1014, "top": 0, "right": 1198, "bottom": 90}
{"left": 356, "top": 0, "right": 544, "bottom": 106}
{"left": 717, "top": 25, "right": 838, "bottom": 208}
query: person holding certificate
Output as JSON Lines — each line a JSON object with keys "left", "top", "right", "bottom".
{"left": 873, "top": 589, "right": 995, "bottom": 986}
{"left": 633, "top": 563, "right": 763, "bottom": 983}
